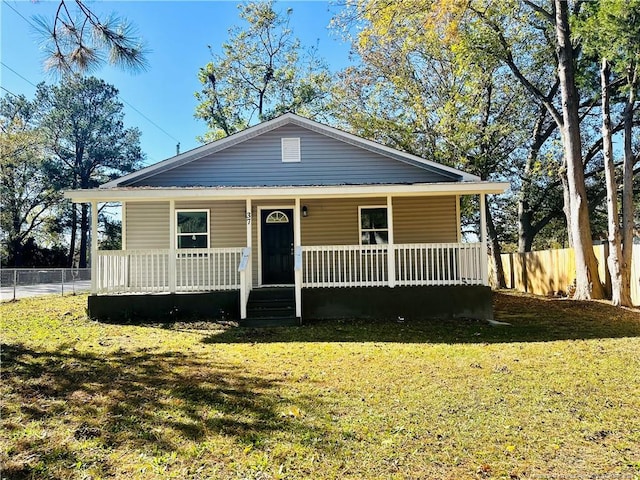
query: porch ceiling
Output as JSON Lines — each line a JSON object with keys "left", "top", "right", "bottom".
{"left": 64, "top": 181, "right": 509, "bottom": 203}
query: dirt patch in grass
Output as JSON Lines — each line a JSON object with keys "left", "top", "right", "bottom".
{"left": 1, "top": 292, "right": 639, "bottom": 479}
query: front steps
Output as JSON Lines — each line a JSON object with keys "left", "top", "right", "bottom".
{"left": 241, "top": 287, "right": 300, "bottom": 327}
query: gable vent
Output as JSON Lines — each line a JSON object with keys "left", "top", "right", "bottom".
{"left": 281, "top": 137, "right": 301, "bottom": 163}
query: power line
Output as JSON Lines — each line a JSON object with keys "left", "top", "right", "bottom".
{"left": 121, "top": 98, "right": 180, "bottom": 143}
{"left": 2, "top": 0, "right": 38, "bottom": 30}
{"left": 2, "top": 1, "right": 182, "bottom": 149}
{"left": 1, "top": 85, "right": 19, "bottom": 97}
{"left": 0, "top": 62, "right": 38, "bottom": 88}
{"left": 2, "top": 61, "right": 181, "bottom": 147}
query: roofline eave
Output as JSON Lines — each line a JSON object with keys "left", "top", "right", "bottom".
{"left": 66, "top": 181, "right": 510, "bottom": 203}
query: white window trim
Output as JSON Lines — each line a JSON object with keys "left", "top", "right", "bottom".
{"left": 358, "top": 205, "right": 389, "bottom": 246}
{"left": 176, "top": 209, "right": 210, "bottom": 249}
{"left": 281, "top": 137, "right": 301, "bottom": 162}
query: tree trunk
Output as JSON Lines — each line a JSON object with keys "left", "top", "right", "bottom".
{"left": 619, "top": 62, "right": 638, "bottom": 306}
{"left": 554, "top": 0, "right": 605, "bottom": 300}
{"left": 68, "top": 204, "right": 77, "bottom": 267}
{"left": 601, "top": 58, "right": 627, "bottom": 306}
{"left": 79, "top": 203, "right": 89, "bottom": 268}
{"left": 486, "top": 199, "right": 507, "bottom": 288}
{"left": 518, "top": 109, "right": 546, "bottom": 253}
{"left": 518, "top": 209, "right": 536, "bottom": 253}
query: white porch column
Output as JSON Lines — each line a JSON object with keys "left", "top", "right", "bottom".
{"left": 293, "top": 198, "right": 301, "bottom": 247}
{"left": 169, "top": 200, "right": 176, "bottom": 293}
{"left": 121, "top": 201, "right": 127, "bottom": 250}
{"left": 90, "top": 201, "right": 98, "bottom": 294}
{"left": 294, "top": 198, "right": 302, "bottom": 317}
{"left": 479, "top": 193, "right": 489, "bottom": 285}
{"left": 455, "top": 195, "right": 461, "bottom": 243}
{"left": 387, "top": 195, "right": 396, "bottom": 288}
{"left": 246, "top": 199, "right": 252, "bottom": 248}
{"left": 246, "top": 198, "right": 252, "bottom": 289}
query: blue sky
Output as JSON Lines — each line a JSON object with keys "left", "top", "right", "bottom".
{"left": 1, "top": 0, "right": 353, "bottom": 166}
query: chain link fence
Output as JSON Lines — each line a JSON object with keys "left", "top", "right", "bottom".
{"left": 1, "top": 268, "right": 91, "bottom": 301}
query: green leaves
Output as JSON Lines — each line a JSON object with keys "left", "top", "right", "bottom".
{"left": 194, "top": 0, "right": 331, "bottom": 142}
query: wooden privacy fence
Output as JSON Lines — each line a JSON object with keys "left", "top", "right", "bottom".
{"left": 489, "top": 244, "right": 640, "bottom": 306}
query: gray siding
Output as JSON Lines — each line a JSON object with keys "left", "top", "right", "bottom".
{"left": 129, "top": 125, "right": 454, "bottom": 187}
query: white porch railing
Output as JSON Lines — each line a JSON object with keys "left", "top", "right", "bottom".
{"left": 95, "top": 248, "right": 244, "bottom": 294}
{"left": 302, "top": 244, "right": 389, "bottom": 287}
{"left": 394, "top": 243, "right": 483, "bottom": 286}
{"left": 95, "top": 243, "right": 484, "bottom": 295}
{"left": 301, "top": 243, "right": 483, "bottom": 288}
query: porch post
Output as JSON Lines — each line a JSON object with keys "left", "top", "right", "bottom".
{"left": 479, "top": 193, "right": 489, "bottom": 285}
{"left": 387, "top": 195, "right": 396, "bottom": 287}
{"left": 455, "top": 195, "right": 461, "bottom": 243}
{"left": 246, "top": 198, "right": 252, "bottom": 289}
{"left": 246, "top": 199, "right": 252, "bottom": 248}
{"left": 90, "top": 200, "right": 98, "bottom": 294}
{"left": 121, "top": 201, "right": 127, "bottom": 250}
{"left": 169, "top": 200, "right": 176, "bottom": 293}
{"left": 294, "top": 198, "right": 302, "bottom": 318}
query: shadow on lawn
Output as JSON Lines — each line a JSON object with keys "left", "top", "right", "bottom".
{"left": 202, "top": 292, "right": 640, "bottom": 345}
{"left": 1, "top": 343, "right": 333, "bottom": 479}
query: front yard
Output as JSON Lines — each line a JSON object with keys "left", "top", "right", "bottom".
{"left": 1, "top": 292, "right": 639, "bottom": 479}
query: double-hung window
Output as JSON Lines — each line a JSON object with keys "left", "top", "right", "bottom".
{"left": 359, "top": 206, "right": 388, "bottom": 245}
{"left": 176, "top": 210, "right": 210, "bottom": 249}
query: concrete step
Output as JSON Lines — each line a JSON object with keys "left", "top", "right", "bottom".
{"left": 240, "top": 316, "right": 301, "bottom": 327}
{"left": 244, "top": 287, "right": 298, "bottom": 327}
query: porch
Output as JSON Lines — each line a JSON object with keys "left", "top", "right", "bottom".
{"left": 93, "top": 242, "right": 487, "bottom": 321}
{"left": 66, "top": 183, "right": 508, "bottom": 323}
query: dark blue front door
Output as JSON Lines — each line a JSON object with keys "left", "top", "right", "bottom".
{"left": 261, "top": 209, "right": 294, "bottom": 284}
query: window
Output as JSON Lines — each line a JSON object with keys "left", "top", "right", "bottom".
{"left": 281, "top": 137, "right": 300, "bottom": 162}
{"left": 359, "top": 207, "right": 388, "bottom": 245}
{"left": 176, "top": 210, "right": 209, "bottom": 248}
{"left": 266, "top": 210, "right": 290, "bottom": 223}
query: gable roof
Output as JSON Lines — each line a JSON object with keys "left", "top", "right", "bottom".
{"left": 103, "top": 113, "right": 480, "bottom": 188}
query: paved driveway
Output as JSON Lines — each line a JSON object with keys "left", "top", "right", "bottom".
{"left": 0, "top": 281, "right": 91, "bottom": 301}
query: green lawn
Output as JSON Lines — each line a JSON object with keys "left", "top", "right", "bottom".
{"left": 2, "top": 292, "right": 640, "bottom": 479}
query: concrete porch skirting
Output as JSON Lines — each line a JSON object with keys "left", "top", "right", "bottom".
{"left": 301, "top": 285, "right": 494, "bottom": 321}
{"left": 87, "top": 291, "right": 239, "bottom": 323}
{"left": 87, "top": 285, "right": 493, "bottom": 323}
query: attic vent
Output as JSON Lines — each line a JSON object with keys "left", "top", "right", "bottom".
{"left": 281, "top": 137, "right": 300, "bottom": 162}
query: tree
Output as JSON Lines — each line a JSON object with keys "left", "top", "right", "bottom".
{"left": 195, "top": 0, "right": 331, "bottom": 141}
{"left": 0, "top": 94, "right": 61, "bottom": 266}
{"left": 36, "top": 76, "right": 144, "bottom": 267}
{"left": 547, "top": 0, "right": 605, "bottom": 299}
{"left": 331, "top": 0, "right": 539, "bottom": 287}
{"left": 576, "top": 0, "right": 640, "bottom": 306}
{"left": 35, "top": 0, "right": 147, "bottom": 75}
{"left": 408, "top": 0, "right": 606, "bottom": 299}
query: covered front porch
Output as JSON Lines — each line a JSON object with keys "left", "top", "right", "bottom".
{"left": 69, "top": 183, "right": 504, "bottom": 322}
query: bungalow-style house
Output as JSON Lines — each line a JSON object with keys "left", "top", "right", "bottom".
{"left": 65, "top": 113, "right": 508, "bottom": 325}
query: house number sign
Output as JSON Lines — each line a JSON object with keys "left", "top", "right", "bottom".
{"left": 246, "top": 211, "right": 252, "bottom": 225}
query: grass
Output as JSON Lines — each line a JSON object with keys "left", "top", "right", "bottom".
{"left": 1, "top": 291, "right": 640, "bottom": 479}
